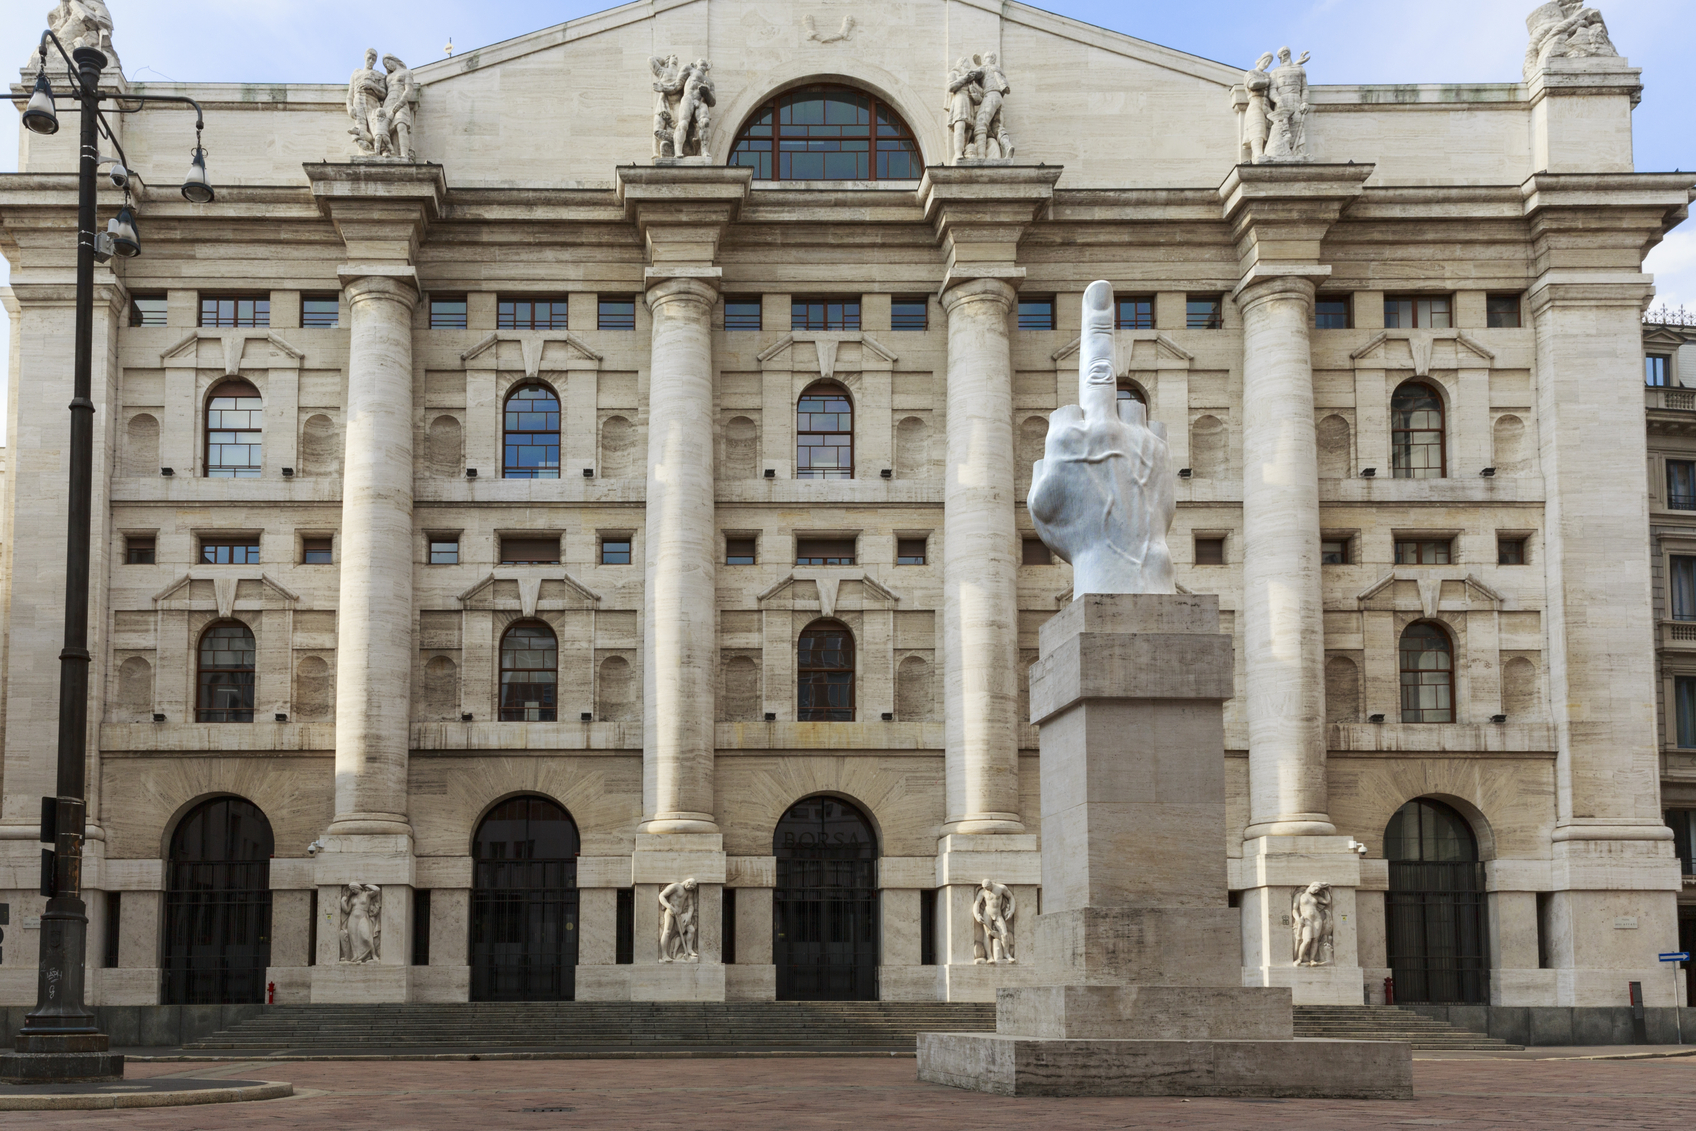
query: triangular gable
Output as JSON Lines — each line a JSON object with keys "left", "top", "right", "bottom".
{"left": 1350, "top": 330, "right": 1495, "bottom": 375}
{"left": 1053, "top": 332, "right": 1193, "bottom": 369}
{"left": 159, "top": 330, "right": 304, "bottom": 374}
{"left": 460, "top": 331, "right": 604, "bottom": 376}
{"left": 1356, "top": 569, "right": 1507, "bottom": 616}
{"left": 758, "top": 570, "right": 900, "bottom": 615}
{"left": 458, "top": 569, "right": 604, "bottom": 616}
{"left": 152, "top": 571, "right": 300, "bottom": 618}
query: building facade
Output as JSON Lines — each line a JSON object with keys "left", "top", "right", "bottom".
{"left": 1, "top": 1, "right": 1691, "bottom": 1014}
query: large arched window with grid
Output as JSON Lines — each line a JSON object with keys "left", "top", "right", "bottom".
{"left": 197, "top": 621, "right": 256, "bottom": 722}
{"left": 796, "top": 382, "right": 853, "bottom": 480}
{"left": 1391, "top": 382, "right": 1446, "bottom": 479}
{"left": 503, "top": 384, "right": 561, "bottom": 479}
{"left": 500, "top": 622, "right": 558, "bottom": 721}
{"left": 797, "top": 620, "right": 855, "bottom": 721}
{"left": 205, "top": 379, "right": 263, "bottom": 478}
{"left": 729, "top": 85, "right": 922, "bottom": 181}
{"left": 1399, "top": 622, "right": 1454, "bottom": 723}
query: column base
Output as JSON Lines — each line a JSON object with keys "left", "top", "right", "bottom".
{"left": 1243, "top": 963, "right": 1367, "bottom": 1005}
{"left": 1, "top": 1033, "right": 121, "bottom": 1084}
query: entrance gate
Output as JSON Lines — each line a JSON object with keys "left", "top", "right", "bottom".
{"left": 773, "top": 796, "right": 878, "bottom": 1000}
{"left": 1384, "top": 797, "right": 1489, "bottom": 1003}
{"left": 470, "top": 795, "right": 579, "bottom": 1001}
{"left": 161, "top": 796, "right": 273, "bottom": 1004}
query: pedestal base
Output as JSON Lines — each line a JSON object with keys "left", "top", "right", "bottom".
{"left": 916, "top": 1032, "right": 1411, "bottom": 1097}
{"left": 0, "top": 1052, "right": 123, "bottom": 1085}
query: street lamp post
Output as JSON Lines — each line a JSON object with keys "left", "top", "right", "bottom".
{"left": 2, "top": 32, "right": 213, "bottom": 1086}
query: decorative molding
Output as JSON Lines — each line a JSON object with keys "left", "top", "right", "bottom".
{"left": 457, "top": 569, "right": 604, "bottom": 615}
{"left": 152, "top": 571, "right": 301, "bottom": 617}
{"left": 460, "top": 330, "right": 604, "bottom": 374}
{"left": 1349, "top": 329, "right": 1494, "bottom": 375}
{"left": 757, "top": 570, "right": 900, "bottom": 613}
{"left": 1355, "top": 569, "right": 1507, "bottom": 616}
{"left": 803, "top": 15, "right": 855, "bottom": 43}
{"left": 160, "top": 330, "right": 304, "bottom": 375}
{"left": 757, "top": 332, "right": 898, "bottom": 378}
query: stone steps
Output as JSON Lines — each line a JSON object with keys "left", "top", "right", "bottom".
{"left": 1293, "top": 1005, "right": 1522, "bottom": 1050}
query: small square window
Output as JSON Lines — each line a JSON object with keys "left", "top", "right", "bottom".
{"left": 429, "top": 539, "right": 460, "bottom": 565}
{"left": 1017, "top": 298, "right": 1055, "bottom": 331}
{"left": 598, "top": 297, "right": 636, "bottom": 331}
{"left": 1186, "top": 295, "right": 1223, "bottom": 330}
{"left": 201, "top": 538, "right": 261, "bottom": 565}
{"left": 1486, "top": 294, "right": 1522, "bottom": 329}
{"left": 498, "top": 296, "right": 569, "bottom": 331}
{"left": 891, "top": 298, "right": 928, "bottom": 332}
{"left": 1022, "top": 538, "right": 1052, "bottom": 566}
{"left": 1315, "top": 297, "right": 1351, "bottom": 330}
{"left": 724, "top": 297, "right": 762, "bottom": 332}
{"left": 1321, "top": 539, "right": 1350, "bottom": 565}
{"left": 500, "top": 537, "right": 560, "bottom": 565}
{"left": 1498, "top": 537, "right": 1527, "bottom": 565}
{"left": 429, "top": 296, "right": 468, "bottom": 329}
{"left": 792, "top": 299, "right": 860, "bottom": 331}
{"left": 200, "top": 295, "right": 270, "bottom": 328}
{"left": 1194, "top": 537, "right": 1225, "bottom": 565}
{"left": 1394, "top": 539, "right": 1452, "bottom": 566}
{"left": 1647, "top": 355, "right": 1672, "bottom": 388}
{"left": 301, "top": 536, "right": 333, "bottom": 565}
{"left": 1115, "top": 296, "right": 1155, "bottom": 330}
{"left": 796, "top": 538, "right": 856, "bottom": 566}
{"left": 725, "top": 537, "right": 757, "bottom": 565}
{"left": 897, "top": 538, "right": 927, "bottom": 565}
{"left": 125, "top": 535, "right": 156, "bottom": 564}
{"left": 600, "top": 538, "right": 632, "bottom": 565}
{"left": 301, "top": 294, "right": 340, "bottom": 328}
{"left": 129, "top": 295, "right": 167, "bottom": 327}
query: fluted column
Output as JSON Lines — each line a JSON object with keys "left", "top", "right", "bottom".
{"left": 640, "top": 277, "right": 719, "bottom": 834}
{"left": 328, "top": 271, "right": 418, "bottom": 837}
{"left": 1237, "top": 274, "right": 1333, "bottom": 839}
{"left": 940, "top": 278, "right": 1024, "bottom": 835}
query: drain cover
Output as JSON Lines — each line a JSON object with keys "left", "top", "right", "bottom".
{"left": 521, "top": 1108, "right": 576, "bottom": 1113}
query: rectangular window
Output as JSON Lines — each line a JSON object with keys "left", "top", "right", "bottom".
{"left": 891, "top": 298, "right": 928, "bottom": 331}
{"left": 1679, "top": 681, "right": 1696, "bottom": 750}
{"left": 600, "top": 537, "right": 632, "bottom": 565}
{"left": 1016, "top": 297, "right": 1055, "bottom": 331}
{"left": 725, "top": 537, "right": 756, "bottom": 565}
{"left": 497, "top": 295, "right": 569, "bottom": 330}
{"left": 722, "top": 887, "right": 737, "bottom": 966}
{"left": 1648, "top": 355, "right": 1672, "bottom": 387}
{"left": 429, "top": 296, "right": 468, "bottom": 329}
{"left": 300, "top": 294, "right": 339, "bottom": 328}
{"left": 301, "top": 536, "right": 333, "bottom": 564}
{"left": 795, "top": 537, "right": 855, "bottom": 566}
{"left": 1383, "top": 295, "right": 1453, "bottom": 329}
{"left": 429, "top": 539, "right": 460, "bottom": 565}
{"left": 1116, "top": 296, "right": 1155, "bottom": 330}
{"left": 200, "top": 538, "right": 260, "bottom": 565}
{"left": 1673, "top": 556, "right": 1696, "bottom": 622}
{"left": 500, "top": 537, "right": 560, "bottom": 565}
{"left": 1314, "top": 296, "right": 1351, "bottom": 330}
{"left": 615, "top": 888, "right": 634, "bottom": 965}
{"left": 1194, "top": 537, "right": 1226, "bottom": 565}
{"left": 199, "top": 294, "right": 269, "bottom": 328}
{"left": 412, "top": 889, "right": 431, "bottom": 967}
{"left": 1497, "top": 537, "right": 1526, "bottom": 565}
{"left": 103, "top": 890, "right": 121, "bottom": 968}
{"left": 125, "top": 535, "right": 156, "bottom": 565}
{"left": 1022, "top": 538, "right": 1052, "bottom": 565}
{"left": 792, "top": 298, "right": 861, "bottom": 331}
{"left": 1486, "top": 294, "right": 1523, "bottom": 329}
{"left": 1394, "top": 539, "right": 1452, "bottom": 566}
{"left": 1321, "top": 539, "right": 1349, "bottom": 565}
{"left": 896, "top": 538, "right": 927, "bottom": 565}
{"left": 723, "top": 297, "right": 762, "bottom": 332}
{"left": 1186, "top": 295, "right": 1224, "bottom": 330}
{"left": 920, "top": 889, "right": 937, "bottom": 966}
{"left": 1670, "top": 461, "right": 1696, "bottom": 510}
{"left": 1668, "top": 809, "right": 1696, "bottom": 871}
{"left": 597, "top": 297, "right": 636, "bottom": 330}
{"left": 128, "top": 294, "right": 167, "bottom": 327}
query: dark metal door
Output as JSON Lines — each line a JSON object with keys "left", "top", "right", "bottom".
{"left": 161, "top": 796, "right": 273, "bottom": 1004}
{"left": 773, "top": 796, "right": 878, "bottom": 1001}
{"left": 1384, "top": 797, "right": 1489, "bottom": 1003}
{"left": 470, "top": 796, "right": 579, "bottom": 1001}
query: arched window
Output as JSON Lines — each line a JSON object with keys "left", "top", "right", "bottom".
{"left": 205, "top": 379, "right": 262, "bottom": 478}
{"left": 1391, "top": 382, "right": 1445, "bottom": 478}
{"left": 500, "top": 622, "right": 558, "bottom": 721}
{"left": 797, "top": 382, "right": 853, "bottom": 479}
{"left": 1384, "top": 798, "right": 1487, "bottom": 1003}
{"left": 471, "top": 795, "right": 579, "bottom": 1001}
{"left": 197, "top": 621, "right": 256, "bottom": 722}
{"left": 1117, "top": 382, "right": 1146, "bottom": 407}
{"left": 503, "top": 384, "right": 561, "bottom": 479}
{"left": 729, "top": 85, "right": 922, "bottom": 181}
{"left": 162, "top": 796, "right": 273, "bottom": 1004}
{"left": 798, "top": 620, "right": 854, "bottom": 721}
{"left": 1399, "top": 622, "right": 1453, "bottom": 723}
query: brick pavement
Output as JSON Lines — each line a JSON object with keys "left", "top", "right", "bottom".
{"left": 7, "top": 1055, "right": 1694, "bottom": 1129}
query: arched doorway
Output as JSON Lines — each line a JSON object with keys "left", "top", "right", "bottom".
{"left": 1384, "top": 797, "right": 1489, "bottom": 1003}
{"left": 470, "top": 795, "right": 579, "bottom": 1001}
{"left": 773, "top": 796, "right": 878, "bottom": 1000}
{"left": 161, "top": 796, "right": 273, "bottom": 1004}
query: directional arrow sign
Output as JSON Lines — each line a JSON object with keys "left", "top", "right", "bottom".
{"left": 1659, "top": 952, "right": 1689, "bottom": 962}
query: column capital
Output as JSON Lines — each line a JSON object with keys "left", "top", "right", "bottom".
{"left": 1219, "top": 163, "right": 1373, "bottom": 281}
{"left": 617, "top": 165, "right": 751, "bottom": 270}
{"left": 918, "top": 165, "right": 1060, "bottom": 294}
{"left": 938, "top": 275, "right": 1017, "bottom": 312}
{"left": 305, "top": 161, "right": 446, "bottom": 265}
{"left": 336, "top": 266, "right": 420, "bottom": 307}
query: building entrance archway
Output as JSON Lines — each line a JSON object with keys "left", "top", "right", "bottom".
{"left": 470, "top": 795, "right": 580, "bottom": 1001}
{"left": 1384, "top": 797, "right": 1489, "bottom": 1003}
{"left": 773, "top": 796, "right": 878, "bottom": 1000}
{"left": 162, "top": 796, "right": 274, "bottom": 1004}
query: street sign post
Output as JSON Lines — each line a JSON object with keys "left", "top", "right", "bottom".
{"left": 1660, "top": 953, "right": 1689, "bottom": 1045}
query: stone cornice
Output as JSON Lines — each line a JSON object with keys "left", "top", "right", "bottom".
{"left": 615, "top": 165, "right": 752, "bottom": 272}
{"left": 1218, "top": 163, "right": 1374, "bottom": 279}
{"left": 917, "top": 165, "right": 1062, "bottom": 293}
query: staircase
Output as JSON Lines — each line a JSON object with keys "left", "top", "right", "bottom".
{"left": 182, "top": 1001, "right": 998, "bottom": 1054}
{"left": 1294, "top": 1005, "right": 1523, "bottom": 1050}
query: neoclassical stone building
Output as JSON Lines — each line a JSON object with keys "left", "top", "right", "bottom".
{"left": 1, "top": 0, "right": 1691, "bottom": 1021}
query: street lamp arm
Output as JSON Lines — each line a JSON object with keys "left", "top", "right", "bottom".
{"left": 33, "top": 30, "right": 87, "bottom": 97}
{"left": 104, "top": 95, "right": 208, "bottom": 132}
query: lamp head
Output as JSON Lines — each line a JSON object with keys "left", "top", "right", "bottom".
{"left": 181, "top": 142, "right": 213, "bottom": 204}
{"left": 21, "top": 72, "right": 58, "bottom": 136}
{"left": 110, "top": 206, "right": 140, "bottom": 258}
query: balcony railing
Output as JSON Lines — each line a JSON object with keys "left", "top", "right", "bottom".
{"left": 1647, "top": 387, "right": 1696, "bottom": 412}
{"left": 1671, "top": 494, "right": 1696, "bottom": 511}
{"left": 1662, "top": 621, "right": 1696, "bottom": 649}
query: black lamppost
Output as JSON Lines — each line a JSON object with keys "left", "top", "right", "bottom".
{"left": 1, "top": 31, "right": 213, "bottom": 1086}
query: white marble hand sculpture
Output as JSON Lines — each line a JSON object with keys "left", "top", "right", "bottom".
{"left": 1027, "top": 280, "right": 1176, "bottom": 595}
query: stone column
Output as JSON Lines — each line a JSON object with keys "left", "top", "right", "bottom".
{"left": 640, "top": 276, "right": 720, "bottom": 835}
{"left": 940, "top": 278, "right": 1023, "bottom": 836}
{"left": 1235, "top": 273, "right": 1332, "bottom": 840}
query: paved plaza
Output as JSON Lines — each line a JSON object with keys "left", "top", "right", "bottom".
{"left": 3, "top": 1054, "right": 1691, "bottom": 1129}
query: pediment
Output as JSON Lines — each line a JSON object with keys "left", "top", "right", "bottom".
{"left": 458, "top": 569, "right": 603, "bottom": 616}
{"left": 160, "top": 330, "right": 304, "bottom": 375}
{"left": 1350, "top": 331, "right": 1495, "bottom": 375}
{"left": 460, "top": 331, "right": 604, "bottom": 376}
{"left": 1053, "top": 331, "right": 1193, "bottom": 372}
{"left": 757, "top": 333, "right": 897, "bottom": 379}
{"left": 1356, "top": 570, "right": 1507, "bottom": 616}
{"left": 757, "top": 571, "right": 900, "bottom": 616}
{"left": 152, "top": 571, "right": 300, "bottom": 618}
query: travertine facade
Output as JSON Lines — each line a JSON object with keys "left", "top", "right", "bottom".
{"left": 0, "top": 0, "right": 1691, "bottom": 1015}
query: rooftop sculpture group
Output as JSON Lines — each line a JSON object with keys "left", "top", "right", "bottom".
{"left": 345, "top": 50, "right": 419, "bottom": 161}
{"left": 1524, "top": 0, "right": 1619, "bottom": 78}
{"left": 1240, "top": 48, "right": 1312, "bottom": 164}
{"left": 945, "top": 52, "right": 1014, "bottom": 162}
{"left": 650, "top": 55, "right": 717, "bottom": 160}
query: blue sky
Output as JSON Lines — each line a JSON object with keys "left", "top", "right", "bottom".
{"left": 4, "top": 0, "right": 1694, "bottom": 432}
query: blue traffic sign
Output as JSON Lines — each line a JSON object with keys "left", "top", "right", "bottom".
{"left": 1659, "top": 952, "right": 1689, "bottom": 962}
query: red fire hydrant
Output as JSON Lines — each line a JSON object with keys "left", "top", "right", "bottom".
{"left": 1383, "top": 976, "right": 1395, "bottom": 1006}
{"left": 267, "top": 980, "right": 276, "bottom": 1005}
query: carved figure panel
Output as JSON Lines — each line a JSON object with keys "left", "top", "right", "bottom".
{"left": 338, "top": 882, "right": 382, "bottom": 963}
{"left": 972, "top": 879, "right": 1017, "bottom": 964}
{"left": 1291, "top": 881, "right": 1334, "bottom": 966}
{"left": 658, "top": 877, "right": 700, "bottom": 962}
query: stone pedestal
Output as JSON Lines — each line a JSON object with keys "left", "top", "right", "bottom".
{"left": 917, "top": 594, "right": 1411, "bottom": 1098}
{"left": 1235, "top": 835, "right": 1369, "bottom": 1005}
